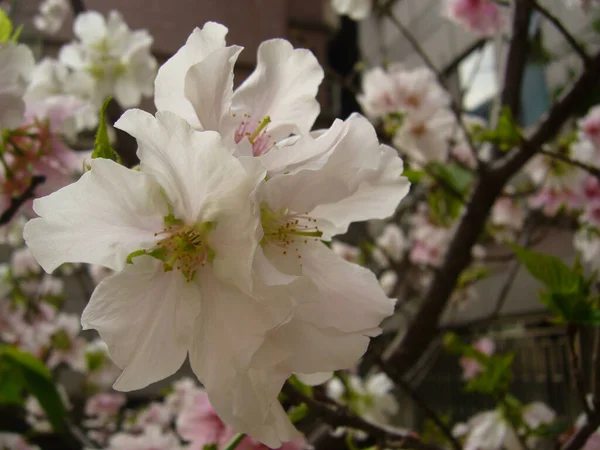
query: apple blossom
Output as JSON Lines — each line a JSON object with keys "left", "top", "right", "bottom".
{"left": 443, "top": 0, "right": 504, "bottom": 36}
{"left": 59, "top": 10, "right": 157, "bottom": 108}
{"left": 33, "top": 0, "right": 70, "bottom": 35}
{"left": 331, "top": 0, "right": 372, "bottom": 20}
{"left": 0, "top": 41, "right": 35, "bottom": 130}
{"left": 326, "top": 373, "right": 399, "bottom": 426}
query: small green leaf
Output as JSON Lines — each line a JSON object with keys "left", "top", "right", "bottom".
{"left": 510, "top": 245, "right": 580, "bottom": 292}
{"left": 92, "top": 98, "right": 119, "bottom": 162}
{"left": 473, "top": 107, "right": 521, "bottom": 151}
{"left": 202, "top": 445, "right": 218, "bottom": 450}
{"left": 288, "top": 375, "right": 313, "bottom": 396}
{"left": 0, "top": 9, "right": 13, "bottom": 42}
{"left": 0, "top": 346, "right": 67, "bottom": 431}
{"left": 404, "top": 168, "right": 425, "bottom": 184}
{"left": 287, "top": 403, "right": 309, "bottom": 423}
{"left": 11, "top": 24, "right": 22, "bottom": 42}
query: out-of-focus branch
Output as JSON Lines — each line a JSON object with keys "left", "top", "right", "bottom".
{"left": 499, "top": 0, "right": 533, "bottom": 120}
{"left": 384, "top": 48, "right": 600, "bottom": 379}
{"left": 282, "top": 383, "right": 446, "bottom": 450}
{"left": 567, "top": 324, "right": 592, "bottom": 416}
{"left": 538, "top": 148, "right": 600, "bottom": 180}
{"left": 562, "top": 414, "right": 600, "bottom": 450}
{"left": 527, "top": 0, "right": 591, "bottom": 66}
{"left": 69, "top": 0, "right": 85, "bottom": 14}
{"left": 593, "top": 329, "right": 600, "bottom": 410}
{"left": 0, "top": 175, "right": 45, "bottom": 226}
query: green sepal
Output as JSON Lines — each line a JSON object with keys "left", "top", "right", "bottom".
{"left": 92, "top": 98, "right": 121, "bottom": 162}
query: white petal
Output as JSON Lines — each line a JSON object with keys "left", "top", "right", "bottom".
{"left": 115, "top": 109, "right": 258, "bottom": 224}
{"left": 154, "top": 23, "right": 229, "bottom": 128}
{"left": 24, "top": 158, "right": 168, "bottom": 273}
{"left": 299, "top": 241, "right": 395, "bottom": 334}
{"left": 311, "top": 145, "right": 410, "bottom": 237}
{"left": 0, "top": 93, "right": 25, "bottom": 130}
{"left": 231, "top": 39, "right": 324, "bottom": 138}
{"left": 264, "top": 114, "right": 382, "bottom": 214}
{"left": 295, "top": 372, "right": 333, "bottom": 386}
{"left": 82, "top": 257, "right": 201, "bottom": 391}
{"left": 114, "top": 75, "right": 142, "bottom": 108}
{"left": 73, "top": 11, "right": 107, "bottom": 44}
{"left": 184, "top": 45, "right": 242, "bottom": 131}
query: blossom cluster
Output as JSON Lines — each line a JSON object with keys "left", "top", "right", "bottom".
{"left": 19, "top": 18, "right": 411, "bottom": 446}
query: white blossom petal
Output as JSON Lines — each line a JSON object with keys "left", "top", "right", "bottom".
{"left": 81, "top": 257, "right": 201, "bottom": 391}
{"left": 154, "top": 23, "right": 229, "bottom": 128}
{"left": 24, "top": 158, "right": 168, "bottom": 273}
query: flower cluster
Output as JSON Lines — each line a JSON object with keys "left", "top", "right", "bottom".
{"left": 23, "top": 22, "right": 410, "bottom": 446}
{"left": 442, "top": 0, "right": 504, "bottom": 36}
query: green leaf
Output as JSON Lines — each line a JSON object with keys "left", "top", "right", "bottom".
{"left": 0, "top": 9, "right": 12, "bottom": 42}
{"left": 404, "top": 168, "right": 425, "bottom": 184}
{"left": 511, "top": 245, "right": 580, "bottom": 292}
{"left": 92, "top": 98, "right": 119, "bottom": 162}
{"left": 426, "top": 163, "right": 473, "bottom": 226}
{"left": 287, "top": 403, "right": 309, "bottom": 423}
{"left": 202, "top": 445, "right": 218, "bottom": 450}
{"left": 465, "top": 353, "right": 515, "bottom": 396}
{"left": 288, "top": 375, "right": 313, "bottom": 397}
{"left": 0, "top": 346, "right": 67, "bottom": 431}
{"left": 473, "top": 107, "right": 521, "bottom": 151}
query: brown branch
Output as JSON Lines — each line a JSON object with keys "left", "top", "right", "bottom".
{"left": 538, "top": 148, "right": 600, "bottom": 180}
{"left": 500, "top": 0, "right": 533, "bottom": 119}
{"left": 568, "top": 325, "right": 592, "bottom": 416}
{"left": 593, "top": 328, "right": 600, "bottom": 411}
{"left": 69, "top": 0, "right": 85, "bottom": 14}
{"left": 527, "top": 0, "right": 591, "bottom": 66}
{"left": 562, "top": 414, "right": 600, "bottom": 450}
{"left": 282, "top": 383, "right": 445, "bottom": 450}
{"left": 384, "top": 49, "right": 600, "bottom": 378}
{"left": 0, "top": 175, "right": 45, "bottom": 226}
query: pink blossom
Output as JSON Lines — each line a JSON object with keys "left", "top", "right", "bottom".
{"left": 0, "top": 95, "right": 90, "bottom": 218}
{"left": 85, "top": 393, "right": 126, "bottom": 418}
{"left": 107, "top": 426, "right": 182, "bottom": 450}
{"left": 41, "top": 313, "right": 87, "bottom": 373}
{"left": 127, "top": 402, "right": 173, "bottom": 432}
{"left": 583, "top": 433, "right": 600, "bottom": 450}
{"left": 459, "top": 337, "right": 495, "bottom": 380}
{"left": 11, "top": 247, "right": 41, "bottom": 277}
{"left": 444, "top": 0, "right": 504, "bottom": 36}
{"left": 529, "top": 186, "right": 583, "bottom": 217}
{"left": 409, "top": 208, "right": 452, "bottom": 267}
{"left": 490, "top": 196, "right": 525, "bottom": 240}
{"left": 579, "top": 106, "right": 600, "bottom": 148}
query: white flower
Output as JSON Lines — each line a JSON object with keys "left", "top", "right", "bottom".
{"left": 331, "top": 0, "right": 372, "bottom": 20}
{"left": 24, "top": 110, "right": 295, "bottom": 446}
{"left": 33, "top": 0, "right": 70, "bottom": 35}
{"left": 326, "top": 373, "right": 399, "bottom": 425}
{"left": 25, "top": 58, "right": 99, "bottom": 132}
{"left": 376, "top": 224, "right": 406, "bottom": 263}
{"left": 155, "top": 22, "right": 323, "bottom": 160}
{"left": 59, "top": 11, "right": 157, "bottom": 108}
{"left": 393, "top": 107, "right": 458, "bottom": 165}
{"left": 575, "top": 228, "right": 600, "bottom": 269}
{"left": 0, "top": 42, "right": 35, "bottom": 130}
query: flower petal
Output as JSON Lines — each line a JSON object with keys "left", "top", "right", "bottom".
{"left": 231, "top": 39, "right": 324, "bottom": 138}
{"left": 24, "top": 158, "right": 168, "bottom": 273}
{"left": 115, "top": 109, "right": 260, "bottom": 224}
{"left": 154, "top": 23, "right": 229, "bottom": 129}
{"left": 184, "top": 45, "right": 242, "bottom": 131}
{"left": 82, "top": 256, "right": 201, "bottom": 391}
{"left": 311, "top": 145, "right": 410, "bottom": 237}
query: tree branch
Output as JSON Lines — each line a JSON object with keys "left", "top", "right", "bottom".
{"left": 538, "top": 148, "right": 600, "bottom": 180}
{"left": 527, "top": 0, "right": 591, "bottom": 66}
{"left": 0, "top": 175, "right": 45, "bottom": 226}
{"left": 69, "top": 0, "right": 85, "bottom": 14}
{"left": 384, "top": 48, "right": 600, "bottom": 379}
{"left": 499, "top": 0, "right": 533, "bottom": 119}
{"left": 282, "top": 383, "right": 445, "bottom": 450}
{"left": 562, "top": 414, "right": 600, "bottom": 450}
{"left": 567, "top": 325, "right": 592, "bottom": 416}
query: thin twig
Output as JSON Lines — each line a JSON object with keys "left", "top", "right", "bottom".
{"left": 561, "top": 414, "right": 600, "bottom": 450}
{"left": 69, "top": 0, "right": 85, "bottom": 14}
{"left": 567, "top": 324, "right": 592, "bottom": 416}
{"left": 593, "top": 328, "right": 600, "bottom": 410}
{"left": 527, "top": 0, "right": 591, "bottom": 66}
{"left": 282, "top": 383, "right": 446, "bottom": 450}
{"left": 538, "top": 148, "right": 600, "bottom": 180}
{"left": 0, "top": 175, "right": 45, "bottom": 226}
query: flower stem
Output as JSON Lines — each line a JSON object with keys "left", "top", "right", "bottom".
{"left": 223, "top": 433, "right": 245, "bottom": 450}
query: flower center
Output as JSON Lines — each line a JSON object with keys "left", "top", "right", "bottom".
{"left": 233, "top": 114, "right": 274, "bottom": 156}
{"left": 127, "top": 217, "right": 214, "bottom": 282}
{"left": 260, "top": 205, "right": 322, "bottom": 258}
